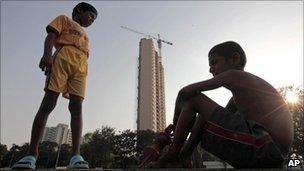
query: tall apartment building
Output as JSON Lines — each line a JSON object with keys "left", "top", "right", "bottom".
{"left": 137, "top": 38, "right": 166, "bottom": 132}
{"left": 42, "top": 123, "right": 72, "bottom": 145}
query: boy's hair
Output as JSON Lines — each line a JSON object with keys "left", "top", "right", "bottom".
{"left": 208, "top": 41, "right": 247, "bottom": 68}
{"left": 72, "top": 2, "right": 98, "bottom": 18}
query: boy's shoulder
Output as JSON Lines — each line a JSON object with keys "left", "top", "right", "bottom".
{"left": 221, "top": 69, "right": 259, "bottom": 79}
{"left": 218, "top": 69, "right": 268, "bottom": 87}
{"left": 52, "top": 14, "right": 71, "bottom": 22}
{"left": 217, "top": 69, "right": 253, "bottom": 80}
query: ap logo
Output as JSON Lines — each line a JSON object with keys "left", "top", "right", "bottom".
{"left": 288, "top": 159, "right": 301, "bottom": 167}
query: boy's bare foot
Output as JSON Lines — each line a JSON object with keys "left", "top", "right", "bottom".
{"left": 147, "top": 150, "right": 180, "bottom": 168}
{"left": 147, "top": 151, "right": 193, "bottom": 168}
{"left": 180, "top": 155, "right": 193, "bottom": 168}
{"left": 147, "top": 142, "right": 184, "bottom": 168}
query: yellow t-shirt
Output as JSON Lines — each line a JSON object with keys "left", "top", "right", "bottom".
{"left": 46, "top": 15, "right": 89, "bottom": 56}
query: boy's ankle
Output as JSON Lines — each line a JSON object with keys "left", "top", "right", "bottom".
{"left": 27, "top": 152, "right": 38, "bottom": 159}
{"left": 180, "top": 156, "right": 193, "bottom": 168}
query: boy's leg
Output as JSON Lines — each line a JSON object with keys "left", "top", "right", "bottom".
{"left": 173, "top": 93, "right": 218, "bottom": 150}
{"left": 179, "top": 113, "right": 206, "bottom": 165}
{"left": 171, "top": 102, "right": 197, "bottom": 150}
{"left": 28, "top": 90, "right": 59, "bottom": 158}
{"left": 149, "top": 102, "right": 196, "bottom": 168}
{"left": 154, "top": 93, "right": 219, "bottom": 167}
{"left": 68, "top": 94, "right": 83, "bottom": 155}
{"left": 67, "top": 94, "right": 90, "bottom": 169}
{"left": 172, "top": 94, "right": 184, "bottom": 126}
{"left": 171, "top": 93, "right": 197, "bottom": 144}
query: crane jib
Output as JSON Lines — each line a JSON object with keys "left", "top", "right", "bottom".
{"left": 121, "top": 26, "right": 173, "bottom": 46}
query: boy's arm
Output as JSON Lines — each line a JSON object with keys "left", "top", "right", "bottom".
{"left": 171, "top": 73, "right": 226, "bottom": 126}
{"left": 178, "top": 70, "right": 233, "bottom": 101}
{"left": 39, "top": 32, "right": 57, "bottom": 75}
{"left": 172, "top": 70, "right": 239, "bottom": 126}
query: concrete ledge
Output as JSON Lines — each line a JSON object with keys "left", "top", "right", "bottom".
{"left": 1, "top": 169, "right": 303, "bottom": 171}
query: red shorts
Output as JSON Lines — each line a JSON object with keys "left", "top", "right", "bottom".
{"left": 200, "top": 106, "right": 286, "bottom": 168}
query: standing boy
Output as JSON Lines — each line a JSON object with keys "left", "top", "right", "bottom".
{"left": 151, "top": 41, "right": 294, "bottom": 168}
{"left": 12, "top": 2, "right": 97, "bottom": 169}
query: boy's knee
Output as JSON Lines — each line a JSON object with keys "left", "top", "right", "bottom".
{"left": 40, "top": 91, "right": 59, "bottom": 113}
{"left": 68, "top": 96, "right": 83, "bottom": 114}
{"left": 188, "top": 93, "right": 210, "bottom": 104}
{"left": 181, "top": 94, "right": 203, "bottom": 107}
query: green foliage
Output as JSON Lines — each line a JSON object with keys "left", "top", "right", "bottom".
{"left": 112, "top": 130, "right": 137, "bottom": 168}
{"left": 1, "top": 127, "right": 158, "bottom": 169}
{"left": 56, "top": 144, "right": 72, "bottom": 167}
{"left": 278, "top": 86, "right": 304, "bottom": 160}
{"left": 136, "top": 129, "right": 157, "bottom": 159}
{"left": 0, "top": 144, "right": 11, "bottom": 168}
{"left": 36, "top": 141, "right": 58, "bottom": 168}
{"left": 0, "top": 143, "right": 8, "bottom": 168}
{"left": 0, "top": 143, "right": 29, "bottom": 168}
{"left": 80, "top": 127, "right": 156, "bottom": 169}
{"left": 81, "top": 126, "right": 116, "bottom": 168}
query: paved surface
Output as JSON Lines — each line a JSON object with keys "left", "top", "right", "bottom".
{"left": 1, "top": 169, "right": 304, "bottom": 171}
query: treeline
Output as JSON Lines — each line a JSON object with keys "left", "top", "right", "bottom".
{"left": 0, "top": 86, "right": 303, "bottom": 168}
{"left": 0, "top": 128, "right": 218, "bottom": 169}
{"left": 0, "top": 129, "right": 155, "bottom": 169}
{"left": 278, "top": 86, "right": 304, "bottom": 161}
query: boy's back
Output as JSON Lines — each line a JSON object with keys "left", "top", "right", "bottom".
{"left": 219, "top": 69, "right": 293, "bottom": 155}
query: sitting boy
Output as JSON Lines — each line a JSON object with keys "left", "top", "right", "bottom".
{"left": 152, "top": 41, "right": 293, "bottom": 168}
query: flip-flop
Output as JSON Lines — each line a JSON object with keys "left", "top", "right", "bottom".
{"left": 11, "top": 155, "right": 36, "bottom": 170}
{"left": 67, "top": 154, "right": 89, "bottom": 169}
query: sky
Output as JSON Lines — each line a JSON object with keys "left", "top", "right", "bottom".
{"left": 1, "top": 1, "right": 303, "bottom": 148}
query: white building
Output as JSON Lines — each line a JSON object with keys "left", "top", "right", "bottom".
{"left": 42, "top": 123, "right": 72, "bottom": 145}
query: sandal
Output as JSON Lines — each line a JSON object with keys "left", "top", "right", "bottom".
{"left": 67, "top": 154, "right": 89, "bottom": 169}
{"left": 11, "top": 155, "right": 36, "bottom": 170}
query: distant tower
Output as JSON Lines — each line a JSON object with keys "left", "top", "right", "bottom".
{"left": 137, "top": 38, "right": 166, "bottom": 132}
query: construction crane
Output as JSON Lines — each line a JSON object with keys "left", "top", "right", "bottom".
{"left": 120, "top": 26, "right": 173, "bottom": 58}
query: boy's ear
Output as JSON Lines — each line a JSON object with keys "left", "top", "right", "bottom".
{"left": 231, "top": 52, "right": 241, "bottom": 66}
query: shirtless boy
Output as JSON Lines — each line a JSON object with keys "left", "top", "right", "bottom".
{"left": 152, "top": 41, "right": 293, "bottom": 168}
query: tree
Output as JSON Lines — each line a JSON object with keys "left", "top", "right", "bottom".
{"left": 112, "top": 129, "right": 137, "bottom": 168}
{"left": 36, "top": 141, "right": 58, "bottom": 168}
{"left": 0, "top": 143, "right": 29, "bottom": 168}
{"left": 136, "top": 129, "right": 157, "bottom": 161}
{"left": 2, "top": 144, "right": 19, "bottom": 168}
{"left": 0, "top": 143, "right": 8, "bottom": 168}
{"left": 80, "top": 128, "right": 157, "bottom": 169}
{"left": 81, "top": 126, "right": 116, "bottom": 169}
{"left": 278, "top": 86, "right": 304, "bottom": 160}
{"left": 56, "top": 144, "right": 72, "bottom": 167}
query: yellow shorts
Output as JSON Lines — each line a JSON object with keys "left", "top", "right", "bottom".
{"left": 45, "top": 45, "right": 88, "bottom": 99}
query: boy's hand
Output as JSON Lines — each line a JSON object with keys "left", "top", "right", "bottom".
{"left": 39, "top": 54, "right": 52, "bottom": 75}
{"left": 164, "top": 124, "right": 175, "bottom": 136}
{"left": 39, "top": 32, "right": 56, "bottom": 75}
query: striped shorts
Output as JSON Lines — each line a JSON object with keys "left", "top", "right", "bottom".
{"left": 201, "top": 106, "right": 286, "bottom": 168}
